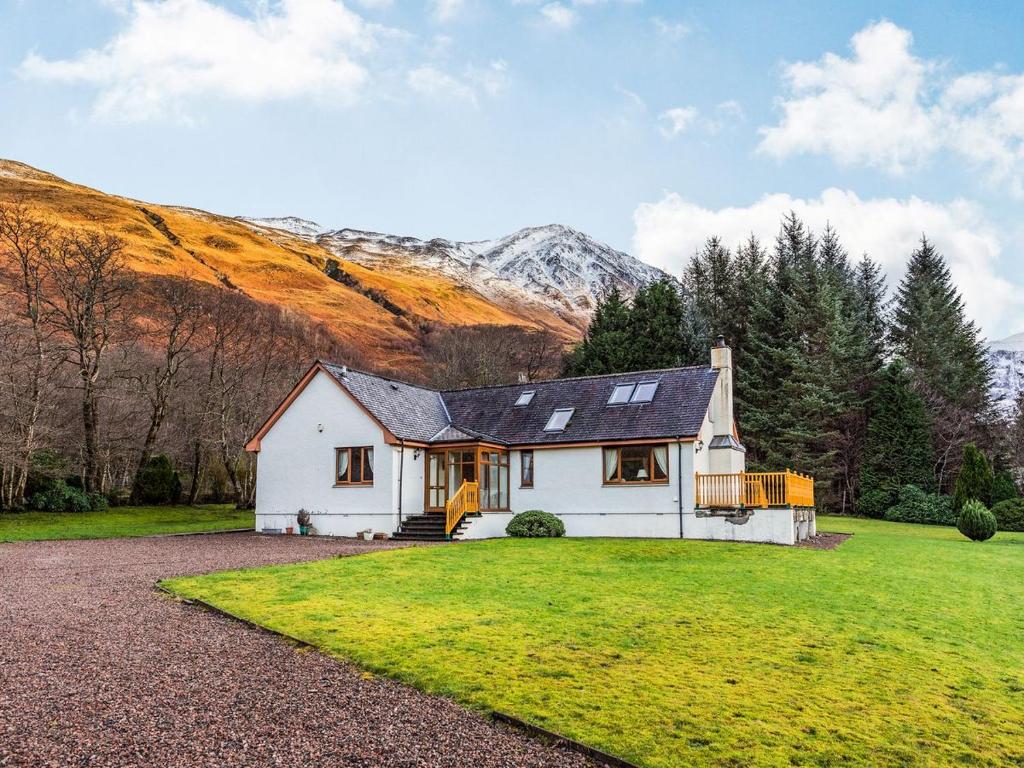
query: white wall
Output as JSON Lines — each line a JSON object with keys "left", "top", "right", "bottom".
{"left": 460, "top": 443, "right": 694, "bottom": 540}
{"left": 254, "top": 370, "right": 420, "bottom": 537}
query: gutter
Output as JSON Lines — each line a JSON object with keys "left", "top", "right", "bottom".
{"left": 677, "top": 438, "right": 684, "bottom": 539}
{"left": 397, "top": 438, "right": 405, "bottom": 527}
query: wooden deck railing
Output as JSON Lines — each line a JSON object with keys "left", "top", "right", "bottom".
{"left": 445, "top": 480, "right": 480, "bottom": 537}
{"left": 695, "top": 470, "right": 814, "bottom": 509}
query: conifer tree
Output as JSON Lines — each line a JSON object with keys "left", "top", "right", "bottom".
{"left": 683, "top": 237, "right": 735, "bottom": 344}
{"left": 628, "top": 278, "right": 706, "bottom": 369}
{"left": 890, "top": 237, "right": 993, "bottom": 490}
{"left": 859, "top": 361, "right": 935, "bottom": 517}
{"left": 563, "top": 286, "right": 633, "bottom": 375}
{"left": 953, "top": 443, "right": 994, "bottom": 511}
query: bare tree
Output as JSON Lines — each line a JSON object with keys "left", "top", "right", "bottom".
{"left": 0, "top": 203, "right": 57, "bottom": 506}
{"left": 126, "top": 275, "right": 205, "bottom": 500}
{"left": 43, "top": 231, "right": 135, "bottom": 492}
{"left": 422, "top": 324, "right": 564, "bottom": 389}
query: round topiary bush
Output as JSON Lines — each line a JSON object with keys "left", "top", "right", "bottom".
{"left": 956, "top": 499, "right": 997, "bottom": 542}
{"left": 506, "top": 510, "right": 565, "bottom": 538}
{"left": 992, "top": 498, "right": 1024, "bottom": 532}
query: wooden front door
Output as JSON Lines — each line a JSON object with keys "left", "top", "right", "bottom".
{"left": 426, "top": 451, "right": 447, "bottom": 512}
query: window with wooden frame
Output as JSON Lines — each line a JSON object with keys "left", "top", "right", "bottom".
{"left": 335, "top": 447, "right": 374, "bottom": 485}
{"left": 479, "top": 448, "right": 510, "bottom": 510}
{"left": 602, "top": 444, "right": 669, "bottom": 485}
{"left": 520, "top": 450, "right": 534, "bottom": 488}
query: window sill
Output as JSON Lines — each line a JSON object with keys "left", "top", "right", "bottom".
{"left": 602, "top": 480, "right": 670, "bottom": 487}
{"left": 333, "top": 482, "right": 374, "bottom": 488}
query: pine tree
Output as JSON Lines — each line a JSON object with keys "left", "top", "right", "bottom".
{"left": 859, "top": 361, "right": 935, "bottom": 517}
{"left": 563, "top": 286, "right": 634, "bottom": 375}
{"left": 628, "top": 278, "right": 706, "bottom": 369}
{"left": 953, "top": 443, "right": 994, "bottom": 511}
{"left": 890, "top": 237, "right": 993, "bottom": 491}
{"left": 683, "top": 237, "right": 734, "bottom": 344}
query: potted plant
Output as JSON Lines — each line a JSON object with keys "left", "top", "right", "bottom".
{"left": 297, "top": 509, "right": 312, "bottom": 536}
{"left": 285, "top": 525, "right": 294, "bottom": 535}
{"left": 361, "top": 529, "right": 373, "bottom": 541}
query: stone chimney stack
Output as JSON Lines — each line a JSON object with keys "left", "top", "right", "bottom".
{"left": 709, "top": 335, "right": 733, "bottom": 438}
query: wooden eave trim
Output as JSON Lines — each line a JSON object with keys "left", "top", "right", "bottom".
{"left": 512, "top": 436, "right": 695, "bottom": 451}
{"left": 245, "top": 361, "right": 399, "bottom": 452}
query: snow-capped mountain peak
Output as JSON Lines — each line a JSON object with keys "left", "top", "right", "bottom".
{"left": 989, "top": 333, "right": 1024, "bottom": 415}
{"left": 238, "top": 216, "right": 325, "bottom": 240}
{"left": 242, "top": 218, "right": 670, "bottom": 326}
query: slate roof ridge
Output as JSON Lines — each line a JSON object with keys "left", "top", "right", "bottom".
{"left": 440, "top": 364, "right": 713, "bottom": 395}
{"left": 320, "top": 361, "right": 439, "bottom": 394}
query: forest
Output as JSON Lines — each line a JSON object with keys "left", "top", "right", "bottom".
{"left": 566, "top": 212, "right": 1022, "bottom": 524}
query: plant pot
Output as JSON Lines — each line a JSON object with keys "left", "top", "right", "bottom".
{"left": 361, "top": 530, "right": 373, "bottom": 541}
{"left": 285, "top": 526, "right": 295, "bottom": 535}
{"left": 299, "top": 525, "right": 310, "bottom": 536}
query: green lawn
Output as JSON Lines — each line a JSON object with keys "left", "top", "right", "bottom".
{"left": 0, "top": 504, "right": 253, "bottom": 542}
{"left": 162, "top": 518, "right": 1024, "bottom": 768}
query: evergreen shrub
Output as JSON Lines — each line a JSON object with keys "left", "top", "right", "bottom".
{"left": 992, "top": 498, "right": 1024, "bottom": 533}
{"left": 883, "top": 485, "right": 955, "bottom": 526}
{"left": 506, "top": 510, "right": 565, "bottom": 538}
{"left": 133, "top": 455, "right": 183, "bottom": 505}
{"left": 956, "top": 499, "right": 997, "bottom": 542}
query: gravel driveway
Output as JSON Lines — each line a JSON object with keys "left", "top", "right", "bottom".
{"left": 0, "top": 533, "right": 592, "bottom": 768}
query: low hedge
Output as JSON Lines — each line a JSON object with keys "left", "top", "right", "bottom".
{"left": 883, "top": 485, "right": 955, "bottom": 526}
{"left": 992, "top": 498, "right": 1024, "bottom": 532}
{"left": 506, "top": 510, "right": 565, "bottom": 538}
{"left": 29, "top": 479, "right": 107, "bottom": 514}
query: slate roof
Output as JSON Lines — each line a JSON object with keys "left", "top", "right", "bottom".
{"left": 321, "top": 362, "right": 719, "bottom": 446}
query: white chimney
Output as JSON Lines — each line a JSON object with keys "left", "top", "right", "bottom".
{"left": 708, "top": 336, "right": 745, "bottom": 473}
{"left": 709, "top": 335, "right": 733, "bottom": 437}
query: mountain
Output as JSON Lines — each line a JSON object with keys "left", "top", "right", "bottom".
{"left": 0, "top": 159, "right": 666, "bottom": 376}
{"left": 989, "top": 333, "right": 1024, "bottom": 415}
{"left": 242, "top": 220, "right": 668, "bottom": 321}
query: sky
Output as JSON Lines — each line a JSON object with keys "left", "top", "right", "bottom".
{"left": 2, "top": 0, "right": 1023, "bottom": 338}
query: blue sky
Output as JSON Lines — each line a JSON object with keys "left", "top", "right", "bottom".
{"left": 2, "top": 0, "right": 1023, "bottom": 336}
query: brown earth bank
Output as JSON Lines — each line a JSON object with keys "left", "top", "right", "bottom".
{"left": 0, "top": 159, "right": 580, "bottom": 377}
{"left": 0, "top": 533, "right": 593, "bottom": 768}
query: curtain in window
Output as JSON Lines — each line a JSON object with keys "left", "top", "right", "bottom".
{"left": 337, "top": 449, "right": 349, "bottom": 481}
{"left": 604, "top": 448, "right": 618, "bottom": 481}
{"left": 364, "top": 448, "right": 374, "bottom": 481}
{"left": 653, "top": 446, "right": 668, "bottom": 479}
{"left": 522, "top": 451, "right": 533, "bottom": 485}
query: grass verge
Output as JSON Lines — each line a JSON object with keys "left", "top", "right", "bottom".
{"left": 0, "top": 504, "right": 252, "bottom": 542}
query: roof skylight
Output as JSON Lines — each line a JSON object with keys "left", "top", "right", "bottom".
{"left": 515, "top": 390, "right": 536, "bottom": 407}
{"left": 608, "top": 383, "right": 635, "bottom": 405}
{"left": 631, "top": 381, "right": 659, "bottom": 403}
{"left": 544, "top": 407, "right": 575, "bottom": 432}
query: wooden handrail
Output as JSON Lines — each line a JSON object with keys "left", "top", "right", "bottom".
{"left": 445, "top": 480, "right": 480, "bottom": 537}
{"left": 695, "top": 470, "right": 815, "bottom": 509}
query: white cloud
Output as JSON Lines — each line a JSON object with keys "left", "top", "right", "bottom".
{"left": 652, "top": 17, "right": 690, "bottom": 41}
{"left": 540, "top": 2, "right": 577, "bottom": 29}
{"left": 759, "top": 20, "right": 1024, "bottom": 195}
{"left": 632, "top": 188, "right": 1021, "bottom": 337}
{"left": 658, "top": 106, "right": 698, "bottom": 138}
{"left": 429, "top": 0, "right": 464, "bottom": 22}
{"left": 20, "top": 0, "right": 382, "bottom": 122}
{"left": 407, "top": 59, "right": 508, "bottom": 105}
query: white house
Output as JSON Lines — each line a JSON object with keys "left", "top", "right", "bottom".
{"left": 245, "top": 339, "right": 816, "bottom": 545}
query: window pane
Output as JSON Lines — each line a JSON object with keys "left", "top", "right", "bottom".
{"left": 515, "top": 391, "right": 535, "bottom": 406}
{"left": 499, "top": 465, "right": 509, "bottom": 508}
{"left": 350, "top": 453, "right": 362, "bottom": 483}
{"left": 544, "top": 408, "right": 574, "bottom": 432}
{"left": 603, "top": 448, "right": 618, "bottom": 481}
{"left": 631, "top": 381, "right": 659, "bottom": 403}
{"left": 608, "top": 383, "right": 635, "bottom": 405}
{"left": 364, "top": 448, "right": 374, "bottom": 481}
{"left": 522, "top": 451, "right": 533, "bottom": 485}
{"left": 488, "top": 464, "right": 499, "bottom": 508}
{"left": 653, "top": 446, "right": 668, "bottom": 480}
{"left": 336, "top": 449, "right": 349, "bottom": 482}
{"left": 621, "top": 446, "right": 649, "bottom": 482}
